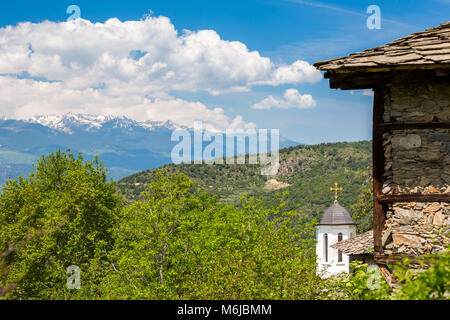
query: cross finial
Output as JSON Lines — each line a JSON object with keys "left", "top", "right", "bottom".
{"left": 330, "top": 182, "right": 343, "bottom": 200}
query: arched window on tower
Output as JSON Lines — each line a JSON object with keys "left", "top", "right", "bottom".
{"left": 338, "top": 233, "right": 343, "bottom": 262}
{"left": 324, "top": 233, "right": 328, "bottom": 262}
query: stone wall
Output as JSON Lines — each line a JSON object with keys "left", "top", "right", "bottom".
{"left": 383, "top": 82, "right": 450, "bottom": 123}
{"left": 382, "top": 129, "right": 450, "bottom": 194}
{"left": 384, "top": 202, "right": 449, "bottom": 255}
{"left": 381, "top": 81, "right": 450, "bottom": 256}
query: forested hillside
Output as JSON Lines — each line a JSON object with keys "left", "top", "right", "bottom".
{"left": 118, "top": 141, "right": 372, "bottom": 223}
{"left": 2, "top": 148, "right": 446, "bottom": 300}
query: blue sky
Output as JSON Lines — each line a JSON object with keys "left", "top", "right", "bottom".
{"left": 0, "top": 0, "right": 448, "bottom": 144}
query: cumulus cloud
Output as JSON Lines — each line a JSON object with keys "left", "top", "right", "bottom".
{"left": 250, "top": 89, "right": 317, "bottom": 110}
{"left": 0, "top": 76, "right": 256, "bottom": 132}
{"left": 251, "top": 61, "right": 322, "bottom": 86}
{"left": 0, "top": 16, "right": 321, "bottom": 131}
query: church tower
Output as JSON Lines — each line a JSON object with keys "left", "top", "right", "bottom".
{"left": 316, "top": 182, "right": 357, "bottom": 277}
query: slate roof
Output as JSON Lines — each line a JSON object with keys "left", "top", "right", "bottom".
{"left": 331, "top": 230, "right": 374, "bottom": 255}
{"left": 314, "top": 21, "right": 450, "bottom": 72}
{"left": 319, "top": 200, "right": 356, "bottom": 225}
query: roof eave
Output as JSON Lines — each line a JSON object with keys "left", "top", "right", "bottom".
{"left": 317, "top": 63, "right": 450, "bottom": 73}
{"left": 317, "top": 64, "right": 450, "bottom": 90}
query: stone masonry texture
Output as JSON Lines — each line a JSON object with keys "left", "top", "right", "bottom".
{"left": 381, "top": 82, "right": 449, "bottom": 255}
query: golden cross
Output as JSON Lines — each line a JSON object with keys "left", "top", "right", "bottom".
{"left": 330, "top": 182, "right": 343, "bottom": 200}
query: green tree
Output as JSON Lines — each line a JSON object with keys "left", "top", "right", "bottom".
{"left": 394, "top": 248, "right": 450, "bottom": 300}
{"left": 0, "top": 150, "right": 122, "bottom": 299}
{"left": 351, "top": 166, "right": 373, "bottom": 233}
{"left": 328, "top": 261, "right": 391, "bottom": 300}
{"left": 101, "top": 171, "right": 324, "bottom": 299}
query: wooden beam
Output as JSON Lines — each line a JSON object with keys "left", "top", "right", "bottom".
{"left": 373, "top": 88, "right": 386, "bottom": 255}
{"left": 378, "top": 193, "right": 450, "bottom": 203}
{"left": 380, "top": 121, "right": 450, "bottom": 132}
{"left": 378, "top": 264, "right": 394, "bottom": 287}
{"left": 374, "top": 253, "right": 433, "bottom": 265}
{"left": 327, "top": 69, "right": 450, "bottom": 90}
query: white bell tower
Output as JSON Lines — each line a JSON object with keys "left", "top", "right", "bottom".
{"left": 316, "top": 183, "right": 357, "bottom": 278}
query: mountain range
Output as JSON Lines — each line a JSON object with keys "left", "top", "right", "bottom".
{"left": 0, "top": 113, "right": 298, "bottom": 185}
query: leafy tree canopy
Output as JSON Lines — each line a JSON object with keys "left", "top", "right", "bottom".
{"left": 0, "top": 150, "right": 122, "bottom": 299}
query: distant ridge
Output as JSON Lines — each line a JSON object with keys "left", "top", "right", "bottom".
{"left": 0, "top": 114, "right": 299, "bottom": 186}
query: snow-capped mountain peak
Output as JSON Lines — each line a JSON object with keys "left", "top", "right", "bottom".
{"left": 26, "top": 113, "right": 185, "bottom": 134}
{"left": 28, "top": 113, "right": 104, "bottom": 133}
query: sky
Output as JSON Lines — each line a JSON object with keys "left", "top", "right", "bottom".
{"left": 0, "top": 0, "right": 448, "bottom": 144}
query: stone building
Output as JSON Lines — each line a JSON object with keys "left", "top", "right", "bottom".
{"left": 314, "top": 22, "right": 450, "bottom": 283}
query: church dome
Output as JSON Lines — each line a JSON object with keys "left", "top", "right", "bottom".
{"left": 319, "top": 200, "right": 356, "bottom": 225}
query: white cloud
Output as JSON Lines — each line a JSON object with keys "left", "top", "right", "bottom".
{"left": 350, "top": 89, "right": 374, "bottom": 97}
{"left": 361, "top": 89, "right": 374, "bottom": 96}
{"left": 251, "top": 60, "right": 322, "bottom": 85}
{"left": 0, "top": 16, "right": 321, "bottom": 131}
{"left": 0, "top": 76, "right": 256, "bottom": 132}
{"left": 250, "top": 89, "right": 317, "bottom": 110}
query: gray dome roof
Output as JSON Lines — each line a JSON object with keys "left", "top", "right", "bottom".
{"left": 319, "top": 200, "right": 356, "bottom": 225}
